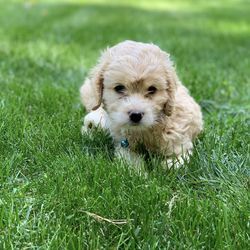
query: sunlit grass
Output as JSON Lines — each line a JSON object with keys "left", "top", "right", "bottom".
{"left": 0, "top": 0, "right": 249, "bottom": 249}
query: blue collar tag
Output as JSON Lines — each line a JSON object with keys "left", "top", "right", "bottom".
{"left": 120, "top": 139, "right": 129, "bottom": 148}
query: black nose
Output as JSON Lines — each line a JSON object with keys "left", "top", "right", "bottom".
{"left": 129, "top": 112, "right": 143, "bottom": 123}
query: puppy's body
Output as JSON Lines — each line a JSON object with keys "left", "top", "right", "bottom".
{"left": 80, "top": 41, "right": 203, "bottom": 166}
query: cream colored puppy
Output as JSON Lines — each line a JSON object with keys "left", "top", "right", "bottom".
{"left": 80, "top": 41, "right": 203, "bottom": 167}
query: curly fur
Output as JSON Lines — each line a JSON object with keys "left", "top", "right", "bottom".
{"left": 80, "top": 40, "right": 203, "bottom": 167}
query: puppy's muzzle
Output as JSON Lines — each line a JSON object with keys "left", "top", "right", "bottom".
{"left": 129, "top": 111, "right": 144, "bottom": 123}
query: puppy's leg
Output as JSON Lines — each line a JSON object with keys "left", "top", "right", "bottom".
{"left": 82, "top": 107, "right": 109, "bottom": 134}
{"left": 166, "top": 150, "right": 192, "bottom": 169}
{"left": 165, "top": 140, "right": 193, "bottom": 168}
{"left": 115, "top": 146, "right": 145, "bottom": 171}
{"left": 80, "top": 78, "right": 109, "bottom": 133}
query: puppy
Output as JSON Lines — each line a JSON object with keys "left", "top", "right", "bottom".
{"left": 80, "top": 41, "right": 203, "bottom": 167}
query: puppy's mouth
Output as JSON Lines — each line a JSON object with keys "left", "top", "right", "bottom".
{"left": 130, "top": 122, "right": 141, "bottom": 126}
{"left": 126, "top": 118, "right": 152, "bottom": 130}
{"left": 125, "top": 122, "right": 148, "bottom": 131}
{"left": 129, "top": 121, "right": 144, "bottom": 127}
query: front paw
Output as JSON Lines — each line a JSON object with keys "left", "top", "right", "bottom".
{"left": 81, "top": 109, "right": 108, "bottom": 134}
{"left": 166, "top": 151, "right": 192, "bottom": 169}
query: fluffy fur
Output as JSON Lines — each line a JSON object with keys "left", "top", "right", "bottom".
{"left": 80, "top": 40, "right": 203, "bottom": 167}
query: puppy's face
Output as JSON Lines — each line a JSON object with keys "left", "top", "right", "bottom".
{"left": 103, "top": 60, "right": 173, "bottom": 130}
{"left": 92, "top": 41, "right": 176, "bottom": 131}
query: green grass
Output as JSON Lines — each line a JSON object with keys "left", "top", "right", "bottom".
{"left": 0, "top": 0, "right": 250, "bottom": 249}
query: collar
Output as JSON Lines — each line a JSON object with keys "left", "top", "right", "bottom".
{"left": 120, "top": 138, "right": 129, "bottom": 148}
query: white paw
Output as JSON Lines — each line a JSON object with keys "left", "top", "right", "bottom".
{"left": 166, "top": 158, "right": 183, "bottom": 169}
{"left": 81, "top": 109, "right": 109, "bottom": 134}
{"left": 166, "top": 151, "right": 191, "bottom": 169}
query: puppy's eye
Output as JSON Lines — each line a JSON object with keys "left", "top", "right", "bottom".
{"left": 147, "top": 86, "right": 157, "bottom": 94}
{"left": 114, "top": 84, "right": 126, "bottom": 93}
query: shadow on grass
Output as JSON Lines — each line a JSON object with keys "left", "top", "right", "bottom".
{"left": 2, "top": 2, "right": 250, "bottom": 48}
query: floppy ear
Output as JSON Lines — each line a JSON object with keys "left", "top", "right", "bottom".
{"left": 163, "top": 55, "right": 178, "bottom": 116}
{"left": 91, "top": 66, "right": 104, "bottom": 111}
{"left": 90, "top": 50, "right": 110, "bottom": 111}
{"left": 163, "top": 74, "right": 177, "bottom": 116}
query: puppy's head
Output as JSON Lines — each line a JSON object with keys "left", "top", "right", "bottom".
{"left": 91, "top": 41, "right": 177, "bottom": 130}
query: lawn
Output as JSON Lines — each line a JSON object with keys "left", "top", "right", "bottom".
{"left": 0, "top": 0, "right": 249, "bottom": 249}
